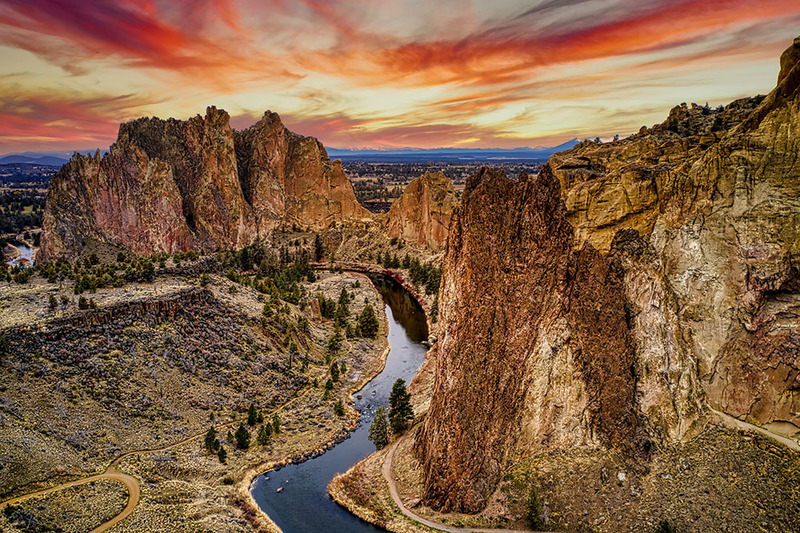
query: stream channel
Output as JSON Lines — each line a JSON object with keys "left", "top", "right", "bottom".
{"left": 251, "top": 274, "right": 429, "bottom": 532}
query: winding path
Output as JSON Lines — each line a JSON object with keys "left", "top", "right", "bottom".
{"left": 381, "top": 438, "right": 533, "bottom": 533}
{"left": 0, "top": 465, "right": 139, "bottom": 533}
{"left": 380, "top": 412, "right": 800, "bottom": 533}
{"left": 0, "top": 415, "right": 246, "bottom": 532}
{"left": 710, "top": 408, "right": 800, "bottom": 452}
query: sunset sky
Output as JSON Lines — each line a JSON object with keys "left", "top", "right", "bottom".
{"left": 1, "top": 0, "right": 799, "bottom": 154}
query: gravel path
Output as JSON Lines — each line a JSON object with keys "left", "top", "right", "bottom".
{"left": 382, "top": 438, "right": 536, "bottom": 533}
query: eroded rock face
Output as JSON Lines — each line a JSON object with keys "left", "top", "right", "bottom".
{"left": 384, "top": 171, "right": 457, "bottom": 251}
{"left": 415, "top": 167, "right": 643, "bottom": 512}
{"left": 236, "top": 111, "right": 368, "bottom": 240}
{"left": 40, "top": 107, "right": 368, "bottom": 257}
{"left": 417, "top": 36, "right": 800, "bottom": 512}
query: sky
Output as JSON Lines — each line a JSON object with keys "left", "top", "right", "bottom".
{"left": 0, "top": 0, "right": 799, "bottom": 154}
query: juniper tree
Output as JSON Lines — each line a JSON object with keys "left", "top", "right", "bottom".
{"left": 334, "top": 399, "right": 345, "bottom": 417}
{"left": 389, "top": 378, "right": 413, "bottom": 434}
{"left": 257, "top": 425, "right": 271, "bottom": 446}
{"left": 204, "top": 426, "right": 217, "bottom": 452}
{"left": 235, "top": 422, "right": 251, "bottom": 449}
{"left": 368, "top": 406, "right": 390, "bottom": 450}
{"left": 217, "top": 444, "right": 227, "bottom": 463}
{"left": 526, "top": 485, "right": 543, "bottom": 530}
{"left": 314, "top": 233, "right": 324, "bottom": 261}
{"left": 356, "top": 303, "right": 379, "bottom": 338}
{"left": 328, "top": 326, "right": 343, "bottom": 353}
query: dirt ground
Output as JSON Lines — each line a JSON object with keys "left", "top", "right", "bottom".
{"left": 0, "top": 263, "right": 391, "bottom": 532}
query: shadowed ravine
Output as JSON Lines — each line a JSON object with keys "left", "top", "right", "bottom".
{"left": 251, "top": 275, "right": 428, "bottom": 533}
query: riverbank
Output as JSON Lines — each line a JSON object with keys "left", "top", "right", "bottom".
{"left": 249, "top": 269, "right": 429, "bottom": 532}
{"left": 238, "top": 271, "right": 394, "bottom": 532}
{"left": 0, "top": 267, "right": 392, "bottom": 532}
{"left": 331, "top": 352, "right": 800, "bottom": 533}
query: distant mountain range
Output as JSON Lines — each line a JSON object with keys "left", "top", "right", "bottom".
{"left": 326, "top": 139, "right": 580, "bottom": 162}
{"left": 0, "top": 153, "right": 70, "bottom": 166}
{"left": 1, "top": 139, "right": 581, "bottom": 167}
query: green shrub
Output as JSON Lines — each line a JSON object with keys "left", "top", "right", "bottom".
{"left": 526, "top": 485, "right": 543, "bottom": 530}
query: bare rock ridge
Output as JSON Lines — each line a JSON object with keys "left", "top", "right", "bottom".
{"left": 416, "top": 36, "right": 800, "bottom": 512}
{"left": 40, "top": 107, "right": 368, "bottom": 258}
{"left": 415, "top": 167, "right": 644, "bottom": 512}
{"left": 384, "top": 171, "right": 457, "bottom": 251}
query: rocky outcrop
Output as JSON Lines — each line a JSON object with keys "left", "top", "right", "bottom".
{"left": 40, "top": 108, "right": 368, "bottom": 258}
{"left": 416, "top": 36, "right": 800, "bottom": 512}
{"left": 384, "top": 171, "right": 457, "bottom": 251}
{"left": 236, "top": 111, "right": 369, "bottom": 238}
{"left": 415, "top": 168, "right": 646, "bottom": 512}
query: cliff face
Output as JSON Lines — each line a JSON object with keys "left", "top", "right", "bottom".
{"left": 40, "top": 107, "right": 368, "bottom": 257}
{"left": 417, "top": 37, "right": 800, "bottom": 512}
{"left": 385, "top": 171, "right": 457, "bottom": 251}
{"left": 415, "top": 168, "right": 644, "bottom": 512}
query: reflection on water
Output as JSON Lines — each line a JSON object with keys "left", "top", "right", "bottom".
{"left": 6, "top": 243, "right": 35, "bottom": 267}
{"left": 251, "top": 274, "right": 428, "bottom": 533}
{"left": 368, "top": 274, "right": 428, "bottom": 343}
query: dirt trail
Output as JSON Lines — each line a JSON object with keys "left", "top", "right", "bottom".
{"left": 381, "top": 411, "right": 800, "bottom": 533}
{"left": 382, "top": 439, "right": 534, "bottom": 533}
{"left": 0, "top": 295, "right": 365, "bottom": 531}
{"left": 0, "top": 415, "right": 244, "bottom": 531}
{"left": 0, "top": 466, "right": 139, "bottom": 533}
{"left": 711, "top": 408, "right": 800, "bottom": 451}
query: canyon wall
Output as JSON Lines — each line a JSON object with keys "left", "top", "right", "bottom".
{"left": 416, "top": 36, "right": 800, "bottom": 512}
{"left": 40, "top": 107, "right": 368, "bottom": 258}
{"left": 384, "top": 171, "right": 457, "bottom": 251}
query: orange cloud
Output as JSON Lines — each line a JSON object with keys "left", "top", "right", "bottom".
{"left": 304, "top": 0, "right": 800, "bottom": 87}
{"left": 0, "top": 1, "right": 798, "bottom": 153}
{"left": 0, "top": 90, "right": 151, "bottom": 152}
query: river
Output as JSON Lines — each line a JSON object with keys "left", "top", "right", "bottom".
{"left": 250, "top": 274, "right": 428, "bottom": 532}
{"left": 6, "top": 243, "right": 34, "bottom": 267}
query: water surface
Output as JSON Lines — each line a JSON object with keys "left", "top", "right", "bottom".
{"left": 251, "top": 275, "right": 428, "bottom": 533}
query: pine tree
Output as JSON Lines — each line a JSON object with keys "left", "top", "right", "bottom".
{"left": 356, "top": 303, "right": 379, "bottom": 338}
{"left": 337, "top": 287, "right": 350, "bottom": 315}
{"left": 328, "top": 326, "right": 343, "bottom": 353}
{"left": 330, "top": 361, "right": 340, "bottom": 382}
{"left": 314, "top": 233, "right": 325, "bottom": 261}
{"left": 204, "top": 426, "right": 217, "bottom": 452}
{"left": 334, "top": 399, "right": 345, "bottom": 417}
{"left": 525, "top": 485, "right": 543, "bottom": 529}
{"left": 257, "top": 425, "right": 271, "bottom": 446}
{"left": 272, "top": 413, "right": 281, "bottom": 434}
{"left": 235, "top": 422, "right": 251, "bottom": 449}
{"left": 48, "top": 293, "right": 57, "bottom": 311}
{"left": 368, "top": 406, "right": 390, "bottom": 450}
{"left": 247, "top": 403, "right": 258, "bottom": 426}
{"left": 389, "top": 378, "right": 413, "bottom": 434}
{"left": 217, "top": 444, "right": 227, "bottom": 463}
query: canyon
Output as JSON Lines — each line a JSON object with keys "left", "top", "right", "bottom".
{"left": 414, "top": 36, "right": 800, "bottom": 517}
{"left": 39, "top": 108, "right": 369, "bottom": 258}
{"left": 7, "top": 33, "right": 800, "bottom": 533}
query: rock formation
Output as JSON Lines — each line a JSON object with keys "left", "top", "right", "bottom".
{"left": 40, "top": 107, "right": 368, "bottom": 258}
{"left": 384, "top": 171, "right": 457, "bottom": 251}
{"left": 416, "top": 36, "right": 800, "bottom": 512}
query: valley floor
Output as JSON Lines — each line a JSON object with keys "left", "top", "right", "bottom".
{"left": 0, "top": 260, "right": 393, "bottom": 532}
{"left": 331, "top": 356, "right": 800, "bottom": 533}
